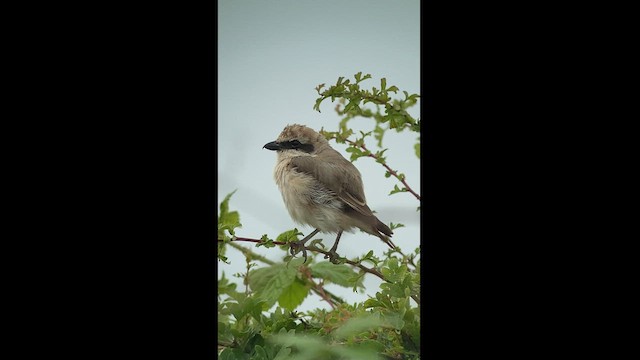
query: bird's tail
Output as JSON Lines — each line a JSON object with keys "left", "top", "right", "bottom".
{"left": 375, "top": 218, "right": 396, "bottom": 249}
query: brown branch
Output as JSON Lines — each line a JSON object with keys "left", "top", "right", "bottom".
{"left": 305, "top": 245, "right": 387, "bottom": 281}
{"left": 220, "top": 237, "right": 386, "bottom": 281}
{"left": 222, "top": 237, "right": 419, "bottom": 306}
{"left": 344, "top": 138, "right": 421, "bottom": 201}
{"left": 234, "top": 237, "right": 287, "bottom": 245}
{"left": 300, "top": 266, "right": 337, "bottom": 309}
{"left": 225, "top": 239, "right": 345, "bottom": 305}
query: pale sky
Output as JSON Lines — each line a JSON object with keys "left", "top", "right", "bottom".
{"left": 218, "top": 0, "right": 420, "bottom": 312}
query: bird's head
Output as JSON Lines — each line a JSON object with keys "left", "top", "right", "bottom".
{"left": 263, "top": 124, "right": 328, "bottom": 155}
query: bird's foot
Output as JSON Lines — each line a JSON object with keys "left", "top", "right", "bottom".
{"left": 289, "top": 241, "right": 309, "bottom": 263}
{"left": 323, "top": 250, "right": 341, "bottom": 264}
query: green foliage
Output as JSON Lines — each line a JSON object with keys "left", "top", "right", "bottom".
{"left": 389, "top": 184, "right": 408, "bottom": 196}
{"left": 218, "top": 73, "right": 421, "bottom": 359}
{"left": 318, "top": 73, "right": 421, "bottom": 198}
{"left": 315, "top": 72, "right": 419, "bottom": 138}
{"left": 389, "top": 222, "right": 406, "bottom": 231}
{"left": 309, "top": 261, "right": 364, "bottom": 289}
{"left": 218, "top": 190, "right": 242, "bottom": 263}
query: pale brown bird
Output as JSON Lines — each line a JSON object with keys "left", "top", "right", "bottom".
{"left": 263, "top": 124, "right": 395, "bottom": 262}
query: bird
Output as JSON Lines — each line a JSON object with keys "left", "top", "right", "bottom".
{"left": 263, "top": 124, "right": 395, "bottom": 263}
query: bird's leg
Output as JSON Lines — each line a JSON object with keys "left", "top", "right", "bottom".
{"left": 324, "top": 231, "right": 343, "bottom": 264}
{"left": 289, "top": 228, "right": 320, "bottom": 263}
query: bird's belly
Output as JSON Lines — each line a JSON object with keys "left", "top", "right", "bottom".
{"left": 275, "top": 165, "right": 346, "bottom": 233}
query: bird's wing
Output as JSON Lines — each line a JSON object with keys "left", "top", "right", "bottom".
{"left": 290, "top": 154, "right": 372, "bottom": 216}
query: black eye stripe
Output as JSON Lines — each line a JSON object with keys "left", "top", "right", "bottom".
{"left": 282, "top": 140, "right": 314, "bottom": 153}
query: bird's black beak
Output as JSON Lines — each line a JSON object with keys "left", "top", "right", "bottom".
{"left": 263, "top": 141, "right": 281, "bottom": 151}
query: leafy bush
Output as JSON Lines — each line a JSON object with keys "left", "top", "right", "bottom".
{"left": 218, "top": 73, "right": 420, "bottom": 359}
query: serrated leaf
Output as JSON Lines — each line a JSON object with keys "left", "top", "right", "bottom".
{"left": 218, "top": 191, "right": 242, "bottom": 236}
{"left": 276, "top": 228, "right": 303, "bottom": 243}
{"left": 249, "top": 264, "right": 298, "bottom": 308}
{"left": 309, "top": 261, "right": 362, "bottom": 288}
{"left": 228, "top": 296, "right": 265, "bottom": 322}
{"left": 313, "top": 98, "right": 324, "bottom": 112}
{"left": 277, "top": 278, "right": 310, "bottom": 311}
{"left": 219, "top": 190, "right": 237, "bottom": 219}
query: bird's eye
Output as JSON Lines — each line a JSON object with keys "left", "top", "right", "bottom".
{"left": 290, "top": 140, "right": 301, "bottom": 147}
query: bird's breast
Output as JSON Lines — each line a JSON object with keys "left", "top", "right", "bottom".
{"left": 273, "top": 159, "right": 344, "bottom": 232}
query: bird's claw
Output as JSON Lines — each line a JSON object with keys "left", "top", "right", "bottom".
{"left": 324, "top": 250, "right": 340, "bottom": 264}
{"left": 289, "top": 241, "right": 309, "bottom": 263}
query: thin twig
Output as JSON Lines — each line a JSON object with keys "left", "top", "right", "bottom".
{"left": 343, "top": 138, "right": 421, "bottom": 201}
{"left": 300, "top": 266, "right": 337, "bottom": 309}
{"left": 306, "top": 245, "right": 386, "bottom": 281}
{"left": 222, "top": 237, "right": 386, "bottom": 280}
{"left": 227, "top": 240, "right": 345, "bottom": 304}
{"left": 222, "top": 237, "right": 419, "bottom": 306}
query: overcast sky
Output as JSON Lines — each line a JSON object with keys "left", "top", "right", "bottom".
{"left": 218, "top": 0, "right": 420, "bottom": 312}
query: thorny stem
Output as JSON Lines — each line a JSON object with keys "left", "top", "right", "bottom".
{"left": 342, "top": 138, "right": 421, "bottom": 201}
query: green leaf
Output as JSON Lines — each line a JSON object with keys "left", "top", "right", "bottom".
{"left": 253, "top": 345, "right": 268, "bottom": 360}
{"left": 249, "top": 264, "right": 298, "bottom": 308}
{"left": 276, "top": 228, "right": 303, "bottom": 243}
{"left": 332, "top": 314, "right": 384, "bottom": 340}
{"left": 219, "top": 348, "right": 249, "bottom": 360}
{"left": 218, "top": 190, "right": 242, "bottom": 236}
{"left": 219, "top": 190, "right": 237, "bottom": 219}
{"left": 228, "top": 296, "right": 266, "bottom": 322}
{"left": 389, "top": 222, "right": 406, "bottom": 231}
{"left": 269, "top": 333, "right": 330, "bottom": 358}
{"left": 272, "top": 346, "right": 292, "bottom": 360}
{"left": 414, "top": 142, "right": 420, "bottom": 159}
{"left": 363, "top": 298, "right": 385, "bottom": 309}
{"left": 309, "top": 261, "right": 363, "bottom": 288}
{"left": 382, "top": 312, "right": 406, "bottom": 330}
{"left": 374, "top": 148, "right": 388, "bottom": 164}
{"left": 277, "top": 278, "right": 310, "bottom": 311}
{"left": 313, "top": 97, "right": 324, "bottom": 112}
{"left": 389, "top": 184, "right": 407, "bottom": 195}
{"left": 380, "top": 282, "right": 407, "bottom": 298}
{"left": 218, "top": 272, "right": 239, "bottom": 298}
